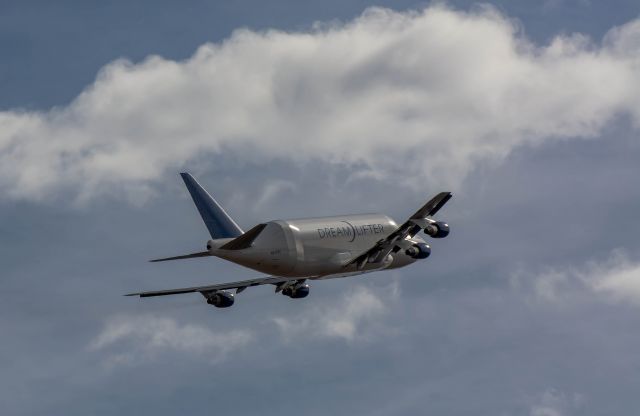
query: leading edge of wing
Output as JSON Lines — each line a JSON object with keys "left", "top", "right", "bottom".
{"left": 125, "top": 275, "right": 296, "bottom": 298}
{"left": 346, "top": 191, "right": 452, "bottom": 268}
{"left": 410, "top": 192, "right": 452, "bottom": 219}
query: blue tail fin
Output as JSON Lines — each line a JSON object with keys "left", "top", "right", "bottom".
{"left": 180, "top": 173, "right": 243, "bottom": 239}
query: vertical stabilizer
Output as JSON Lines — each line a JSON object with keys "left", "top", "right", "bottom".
{"left": 180, "top": 173, "right": 243, "bottom": 239}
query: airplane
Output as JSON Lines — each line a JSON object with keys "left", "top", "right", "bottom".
{"left": 126, "top": 173, "right": 452, "bottom": 308}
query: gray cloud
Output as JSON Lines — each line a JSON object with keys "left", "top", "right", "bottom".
{"left": 1, "top": 5, "right": 640, "bottom": 203}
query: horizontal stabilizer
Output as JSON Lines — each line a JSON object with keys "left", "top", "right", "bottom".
{"left": 150, "top": 251, "right": 212, "bottom": 263}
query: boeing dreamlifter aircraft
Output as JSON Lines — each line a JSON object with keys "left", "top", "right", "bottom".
{"left": 126, "top": 173, "right": 452, "bottom": 308}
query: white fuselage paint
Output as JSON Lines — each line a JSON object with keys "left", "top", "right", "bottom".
{"left": 209, "top": 214, "right": 425, "bottom": 279}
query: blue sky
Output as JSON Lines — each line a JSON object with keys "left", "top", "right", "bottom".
{"left": 2, "top": 1, "right": 640, "bottom": 415}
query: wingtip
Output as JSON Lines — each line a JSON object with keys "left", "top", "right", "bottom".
{"left": 439, "top": 191, "right": 453, "bottom": 200}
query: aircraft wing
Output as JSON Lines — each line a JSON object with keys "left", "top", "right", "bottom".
{"left": 125, "top": 275, "right": 302, "bottom": 297}
{"left": 347, "top": 192, "right": 452, "bottom": 270}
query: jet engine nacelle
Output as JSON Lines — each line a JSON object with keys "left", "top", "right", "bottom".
{"left": 206, "top": 291, "right": 235, "bottom": 308}
{"left": 282, "top": 283, "right": 310, "bottom": 299}
{"left": 424, "top": 221, "right": 450, "bottom": 238}
{"left": 405, "top": 242, "right": 431, "bottom": 259}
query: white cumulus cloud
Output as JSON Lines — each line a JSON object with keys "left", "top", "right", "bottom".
{"left": 584, "top": 252, "right": 640, "bottom": 305}
{"left": 514, "top": 250, "right": 640, "bottom": 306}
{"left": 89, "top": 315, "right": 253, "bottom": 367}
{"left": 271, "top": 283, "right": 397, "bottom": 342}
{"left": 529, "top": 389, "right": 585, "bottom": 416}
{"left": 1, "top": 5, "right": 640, "bottom": 203}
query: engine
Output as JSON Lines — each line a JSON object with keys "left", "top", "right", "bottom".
{"left": 282, "top": 283, "right": 310, "bottom": 299}
{"left": 405, "top": 242, "right": 431, "bottom": 259}
{"left": 424, "top": 221, "right": 450, "bottom": 238}
{"left": 206, "top": 291, "right": 235, "bottom": 308}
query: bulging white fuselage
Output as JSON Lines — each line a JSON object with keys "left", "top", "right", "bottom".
{"left": 209, "top": 214, "right": 423, "bottom": 278}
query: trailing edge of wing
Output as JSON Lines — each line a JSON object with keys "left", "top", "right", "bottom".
{"left": 149, "top": 251, "right": 212, "bottom": 262}
{"left": 125, "top": 275, "right": 296, "bottom": 297}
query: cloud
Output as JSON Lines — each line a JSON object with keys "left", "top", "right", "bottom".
{"left": 585, "top": 252, "right": 640, "bottom": 304}
{"left": 89, "top": 315, "right": 253, "bottom": 367}
{"left": 253, "top": 179, "right": 296, "bottom": 211}
{"left": 529, "top": 389, "right": 585, "bottom": 416}
{"left": 513, "top": 250, "right": 640, "bottom": 306}
{"left": 1, "top": 5, "right": 640, "bottom": 203}
{"left": 271, "top": 284, "right": 394, "bottom": 342}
